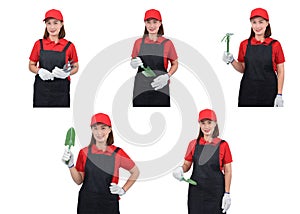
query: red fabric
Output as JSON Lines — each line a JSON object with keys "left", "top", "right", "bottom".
{"left": 184, "top": 137, "right": 232, "bottom": 172}
{"left": 75, "top": 144, "right": 135, "bottom": 184}
{"left": 90, "top": 113, "right": 111, "bottom": 127}
{"left": 29, "top": 38, "right": 78, "bottom": 64}
{"left": 131, "top": 36, "right": 178, "bottom": 70}
{"left": 237, "top": 37, "right": 285, "bottom": 73}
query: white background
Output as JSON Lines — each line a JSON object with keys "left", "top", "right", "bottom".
{"left": 1, "top": 0, "right": 299, "bottom": 213}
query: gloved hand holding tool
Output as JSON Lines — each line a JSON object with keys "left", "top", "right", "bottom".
{"left": 131, "top": 57, "right": 156, "bottom": 77}
{"left": 221, "top": 192, "right": 231, "bottom": 213}
{"left": 109, "top": 183, "right": 126, "bottom": 196}
{"left": 62, "top": 127, "right": 76, "bottom": 168}
{"left": 52, "top": 60, "right": 75, "bottom": 79}
{"left": 173, "top": 166, "right": 197, "bottom": 185}
{"left": 274, "top": 94, "right": 284, "bottom": 107}
{"left": 38, "top": 68, "right": 54, "bottom": 81}
{"left": 151, "top": 73, "right": 169, "bottom": 90}
{"left": 221, "top": 33, "right": 234, "bottom": 64}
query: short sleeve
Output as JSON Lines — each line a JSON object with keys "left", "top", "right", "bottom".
{"left": 184, "top": 140, "right": 197, "bottom": 162}
{"left": 75, "top": 149, "right": 87, "bottom": 172}
{"left": 29, "top": 40, "right": 41, "bottom": 62}
{"left": 117, "top": 148, "right": 135, "bottom": 170}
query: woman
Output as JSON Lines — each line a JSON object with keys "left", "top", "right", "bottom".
{"left": 29, "top": 9, "right": 79, "bottom": 107}
{"left": 62, "top": 113, "right": 140, "bottom": 214}
{"left": 223, "top": 8, "right": 285, "bottom": 107}
{"left": 173, "top": 109, "right": 232, "bottom": 214}
{"left": 130, "top": 9, "right": 178, "bottom": 107}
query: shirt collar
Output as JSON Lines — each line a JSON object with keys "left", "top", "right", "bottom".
{"left": 200, "top": 137, "right": 221, "bottom": 145}
{"left": 251, "top": 37, "right": 273, "bottom": 45}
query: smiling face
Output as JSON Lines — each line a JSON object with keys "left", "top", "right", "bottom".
{"left": 45, "top": 18, "right": 63, "bottom": 37}
{"left": 250, "top": 17, "right": 269, "bottom": 37}
{"left": 199, "top": 119, "right": 217, "bottom": 138}
{"left": 144, "top": 19, "right": 161, "bottom": 35}
{"left": 91, "top": 123, "right": 112, "bottom": 144}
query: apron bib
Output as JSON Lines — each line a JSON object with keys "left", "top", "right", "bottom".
{"left": 77, "top": 147, "right": 120, "bottom": 214}
{"left": 238, "top": 39, "right": 278, "bottom": 107}
{"left": 133, "top": 37, "right": 170, "bottom": 107}
{"left": 33, "top": 39, "right": 71, "bottom": 107}
{"left": 188, "top": 140, "right": 225, "bottom": 214}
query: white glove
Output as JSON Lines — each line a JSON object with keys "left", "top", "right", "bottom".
{"left": 109, "top": 183, "right": 126, "bottom": 196}
{"left": 221, "top": 193, "right": 231, "bottom": 213}
{"left": 130, "top": 57, "right": 143, "bottom": 69}
{"left": 172, "top": 166, "right": 184, "bottom": 181}
{"left": 274, "top": 94, "right": 284, "bottom": 107}
{"left": 52, "top": 66, "right": 70, "bottom": 79}
{"left": 38, "top": 68, "right": 54, "bottom": 81}
{"left": 62, "top": 148, "right": 74, "bottom": 168}
{"left": 222, "top": 51, "right": 234, "bottom": 64}
{"left": 151, "top": 74, "right": 169, "bottom": 90}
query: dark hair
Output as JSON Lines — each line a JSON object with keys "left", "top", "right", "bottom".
{"left": 196, "top": 120, "right": 219, "bottom": 142}
{"left": 88, "top": 124, "right": 114, "bottom": 148}
{"left": 43, "top": 19, "right": 66, "bottom": 39}
{"left": 143, "top": 20, "right": 164, "bottom": 36}
{"left": 249, "top": 22, "right": 271, "bottom": 39}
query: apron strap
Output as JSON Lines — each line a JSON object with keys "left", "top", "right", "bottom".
{"left": 269, "top": 39, "right": 277, "bottom": 46}
{"left": 62, "top": 41, "right": 72, "bottom": 52}
{"left": 39, "top": 39, "right": 44, "bottom": 51}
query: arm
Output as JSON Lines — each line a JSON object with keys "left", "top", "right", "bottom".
{"left": 182, "top": 160, "right": 192, "bottom": 173}
{"left": 277, "top": 63, "right": 284, "bottom": 94}
{"left": 224, "top": 163, "right": 232, "bottom": 192}
{"left": 122, "top": 165, "right": 140, "bottom": 192}
{"left": 69, "top": 167, "right": 84, "bottom": 185}
{"left": 231, "top": 60, "right": 245, "bottom": 74}
{"left": 70, "top": 62, "right": 79, "bottom": 75}
{"left": 168, "top": 59, "right": 178, "bottom": 77}
{"left": 29, "top": 60, "right": 39, "bottom": 74}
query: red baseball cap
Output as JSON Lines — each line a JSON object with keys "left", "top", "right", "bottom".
{"left": 250, "top": 8, "right": 269, "bottom": 21}
{"left": 43, "top": 9, "right": 63, "bottom": 21}
{"left": 198, "top": 109, "right": 217, "bottom": 122}
{"left": 144, "top": 9, "right": 162, "bottom": 21}
{"left": 90, "top": 113, "right": 112, "bottom": 127}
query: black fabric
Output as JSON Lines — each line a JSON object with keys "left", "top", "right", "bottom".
{"left": 33, "top": 39, "right": 71, "bottom": 107}
{"left": 238, "top": 39, "right": 278, "bottom": 107}
{"left": 77, "top": 147, "right": 120, "bottom": 214}
{"left": 133, "top": 37, "right": 170, "bottom": 107}
{"left": 188, "top": 140, "right": 225, "bottom": 214}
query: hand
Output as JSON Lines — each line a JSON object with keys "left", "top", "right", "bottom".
{"left": 62, "top": 148, "right": 74, "bottom": 168}
{"left": 172, "top": 166, "right": 184, "bottom": 181}
{"left": 221, "top": 193, "right": 231, "bottom": 213}
{"left": 38, "top": 68, "right": 54, "bottom": 81}
{"left": 109, "top": 183, "right": 126, "bottom": 196}
{"left": 151, "top": 74, "right": 169, "bottom": 90}
{"left": 223, "top": 51, "right": 234, "bottom": 64}
{"left": 52, "top": 66, "right": 70, "bottom": 79}
{"left": 274, "top": 94, "right": 284, "bottom": 107}
{"left": 130, "top": 57, "right": 143, "bottom": 69}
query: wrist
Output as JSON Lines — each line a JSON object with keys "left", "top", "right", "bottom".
{"left": 225, "top": 192, "right": 230, "bottom": 194}
{"left": 277, "top": 93, "right": 282, "bottom": 96}
{"left": 68, "top": 163, "right": 74, "bottom": 168}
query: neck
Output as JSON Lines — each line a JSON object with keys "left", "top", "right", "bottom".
{"left": 95, "top": 141, "right": 107, "bottom": 151}
{"left": 148, "top": 34, "right": 158, "bottom": 41}
{"left": 49, "top": 35, "right": 59, "bottom": 43}
{"left": 203, "top": 135, "right": 213, "bottom": 142}
{"left": 255, "top": 35, "right": 265, "bottom": 42}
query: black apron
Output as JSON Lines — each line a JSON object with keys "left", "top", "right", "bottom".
{"left": 133, "top": 37, "right": 170, "bottom": 107}
{"left": 77, "top": 147, "right": 120, "bottom": 214}
{"left": 188, "top": 140, "right": 225, "bottom": 214}
{"left": 33, "top": 39, "right": 71, "bottom": 107}
{"left": 238, "top": 39, "right": 278, "bottom": 107}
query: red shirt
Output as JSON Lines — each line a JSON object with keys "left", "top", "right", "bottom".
{"left": 29, "top": 38, "right": 78, "bottom": 64}
{"left": 75, "top": 144, "right": 135, "bottom": 184}
{"left": 131, "top": 36, "right": 178, "bottom": 70}
{"left": 237, "top": 37, "right": 285, "bottom": 73}
{"left": 184, "top": 137, "right": 232, "bottom": 172}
